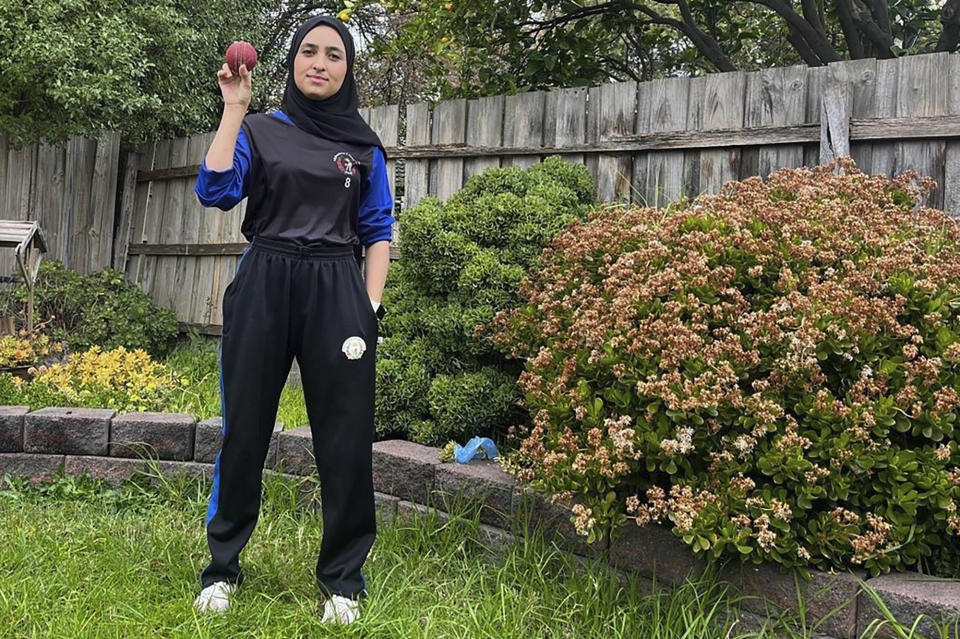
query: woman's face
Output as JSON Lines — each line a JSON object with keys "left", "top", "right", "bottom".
{"left": 293, "top": 25, "right": 348, "bottom": 100}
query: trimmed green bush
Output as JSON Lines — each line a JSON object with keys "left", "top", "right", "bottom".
{"left": 374, "top": 333, "right": 431, "bottom": 439}
{"left": 375, "top": 156, "right": 597, "bottom": 446}
{"left": 414, "top": 367, "right": 520, "bottom": 445}
{"left": 0, "top": 260, "right": 179, "bottom": 359}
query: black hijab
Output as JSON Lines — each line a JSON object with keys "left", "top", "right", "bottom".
{"left": 281, "top": 16, "right": 387, "bottom": 161}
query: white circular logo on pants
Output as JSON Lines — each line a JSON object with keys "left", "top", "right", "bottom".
{"left": 342, "top": 336, "right": 367, "bottom": 359}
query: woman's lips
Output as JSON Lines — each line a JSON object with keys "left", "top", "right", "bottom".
{"left": 308, "top": 75, "right": 328, "bottom": 83}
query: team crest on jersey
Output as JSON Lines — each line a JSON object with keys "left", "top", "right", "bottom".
{"left": 334, "top": 152, "right": 358, "bottom": 176}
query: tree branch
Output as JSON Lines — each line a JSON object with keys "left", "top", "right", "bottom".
{"left": 863, "top": 0, "right": 890, "bottom": 37}
{"left": 517, "top": 1, "right": 738, "bottom": 72}
{"left": 834, "top": 0, "right": 866, "bottom": 58}
{"left": 643, "top": 0, "right": 738, "bottom": 71}
{"left": 746, "top": 0, "right": 841, "bottom": 63}
{"left": 517, "top": 2, "right": 617, "bottom": 31}
{"left": 787, "top": 22, "right": 825, "bottom": 65}
{"left": 599, "top": 54, "right": 643, "bottom": 82}
{"left": 621, "top": 27, "right": 656, "bottom": 80}
{"left": 936, "top": 0, "right": 960, "bottom": 52}
{"left": 850, "top": 0, "right": 895, "bottom": 56}
{"left": 801, "top": 0, "right": 826, "bottom": 37}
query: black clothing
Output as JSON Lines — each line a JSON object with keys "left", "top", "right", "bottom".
{"left": 281, "top": 15, "right": 387, "bottom": 160}
{"left": 201, "top": 236, "right": 378, "bottom": 600}
{"left": 238, "top": 113, "right": 376, "bottom": 246}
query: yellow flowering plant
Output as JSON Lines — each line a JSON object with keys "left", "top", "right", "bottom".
{"left": 484, "top": 157, "right": 960, "bottom": 577}
{"left": 20, "top": 345, "right": 187, "bottom": 413}
{"left": 0, "top": 321, "right": 63, "bottom": 369}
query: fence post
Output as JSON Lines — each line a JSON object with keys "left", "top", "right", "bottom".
{"left": 113, "top": 147, "right": 139, "bottom": 271}
{"left": 820, "top": 65, "right": 851, "bottom": 165}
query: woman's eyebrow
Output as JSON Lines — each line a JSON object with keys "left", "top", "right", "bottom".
{"left": 301, "top": 43, "right": 344, "bottom": 54}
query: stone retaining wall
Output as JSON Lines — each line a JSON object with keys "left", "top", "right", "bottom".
{"left": 1, "top": 405, "right": 959, "bottom": 637}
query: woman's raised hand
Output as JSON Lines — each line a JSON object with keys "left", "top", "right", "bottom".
{"left": 218, "top": 62, "right": 252, "bottom": 108}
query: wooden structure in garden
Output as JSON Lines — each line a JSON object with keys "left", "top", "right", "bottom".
{"left": 0, "top": 220, "right": 47, "bottom": 332}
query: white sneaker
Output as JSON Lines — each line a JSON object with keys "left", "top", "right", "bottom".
{"left": 320, "top": 593, "right": 361, "bottom": 624}
{"left": 194, "top": 581, "right": 237, "bottom": 613}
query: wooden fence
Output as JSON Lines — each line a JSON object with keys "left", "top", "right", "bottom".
{"left": 0, "top": 132, "right": 120, "bottom": 278}
{"left": 3, "top": 52, "right": 960, "bottom": 332}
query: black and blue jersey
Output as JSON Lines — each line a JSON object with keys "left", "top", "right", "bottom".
{"left": 194, "top": 109, "right": 394, "bottom": 247}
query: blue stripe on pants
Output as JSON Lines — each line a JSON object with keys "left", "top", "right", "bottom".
{"left": 205, "top": 337, "right": 227, "bottom": 526}
{"left": 205, "top": 248, "right": 250, "bottom": 526}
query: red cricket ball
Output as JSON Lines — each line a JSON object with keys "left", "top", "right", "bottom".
{"left": 225, "top": 41, "right": 258, "bottom": 75}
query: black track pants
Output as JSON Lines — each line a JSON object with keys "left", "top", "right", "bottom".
{"left": 200, "top": 235, "right": 378, "bottom": 600}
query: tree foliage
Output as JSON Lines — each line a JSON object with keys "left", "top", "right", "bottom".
{"left": 5, "top": 1, "right": 955, "bottom": 143}
{"left": 0, "top": 0, "right": 281, "bottom": 146}
{"left": 0, "top": 0, "right": 435, "bottom": 144}
{"left": 342, "top": 0, "right": 956, "bottom": 101}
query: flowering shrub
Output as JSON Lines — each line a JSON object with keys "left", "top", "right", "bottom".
{"left": 482, "top": 157, "right": 960, "bottom": 576}
{"left": 0, "top": 321, "right": 63, "bottom": 368}
{"left": 0, "top": 345, "right": 187, "bottom": 413}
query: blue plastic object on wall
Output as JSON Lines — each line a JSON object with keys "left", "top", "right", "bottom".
{"left": 454, "top": 436, "right": 499, "bottom": 464}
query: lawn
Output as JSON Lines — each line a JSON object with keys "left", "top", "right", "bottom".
{"left": 0, "top": 468, "right": 823, "bottom": 639}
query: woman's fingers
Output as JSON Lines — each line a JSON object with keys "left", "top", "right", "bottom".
{"left": 239, "top": 65, "right": 253, "bottom": 89}
{"left": 217, "top": 62, "right": 251, "bottom": 107}
{"left": 218, "top": 64, "right": 252, "bottom": 84}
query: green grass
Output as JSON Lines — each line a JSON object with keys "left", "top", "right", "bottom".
{"left": 162, "top": 333, "right": 309, "bottom": 430}
{"left": 0, "top": 467, "right": 854, "bottom": 639}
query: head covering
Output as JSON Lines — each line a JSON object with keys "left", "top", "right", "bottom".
{"left": 280, "top": 15, "right": 387, "bottom": 160}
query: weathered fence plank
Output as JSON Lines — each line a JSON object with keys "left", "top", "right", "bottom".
{"left": 635, "top": 77, "right": 688, "bottom": 208}
{"left": 464, "top": 95, "right": 504, "bottom": 182}
{"left": 595, "top": 80, "right": 637, "bottom": 204}
{"left": 433, "top": 98, "right": 467, "bottom": 201}
{"left": 404, "top": 102, "right": 431, "bottom": 211}
{"left": 895, "top": 53, "right": 949, "bottom": 210}
{"left": 503, "top": 90, "right": 546, "bottom": 169}
{"left": 549, "top": 86, "right": 588, "bottom": 169}
{"left": 744, "top": 64, "right": 808, "bottom": 178}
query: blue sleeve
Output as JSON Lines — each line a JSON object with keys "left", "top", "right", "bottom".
{"left": 194, "top": 126, "right": 251, "bottom": 210}
{"left": 357, "top": 146, "right": 395, "bottom": 247}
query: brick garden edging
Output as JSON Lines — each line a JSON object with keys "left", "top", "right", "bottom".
{"left": 1, "top": 405, "right": 959, "bottom": 636}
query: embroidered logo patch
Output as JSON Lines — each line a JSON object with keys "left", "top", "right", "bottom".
{"left": 342, "top": 336, "right": 366, "bottom": 360}
{"left": 334, "top": 152, "right": 358, "bottom": 176}
{"left": 334, "top": 152, "right": 358, "bottom": 189}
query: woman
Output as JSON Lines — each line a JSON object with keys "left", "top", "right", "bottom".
{"left": 191, "top": 15, "right": 394, "bottom": 625}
